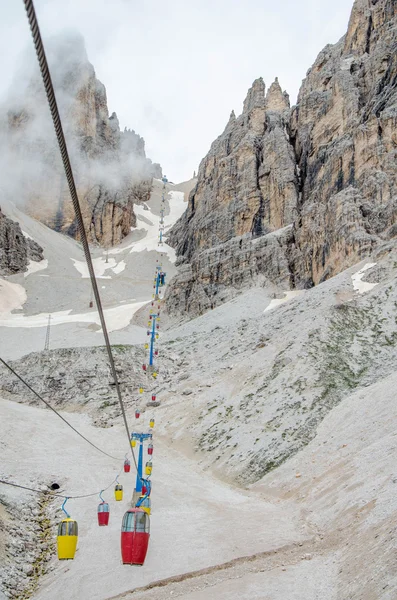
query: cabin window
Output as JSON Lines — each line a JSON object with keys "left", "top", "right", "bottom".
{"left": 135, "top": 512, "right": 149, "bottom": 533}
{"left": 69, "top": 522, "right": 78, "bottom": 536}
{"left": 58, "top": 521, "right": 78, "bottom": 536}
{"left": 58, "top": 522, "right": 67, "bottom": 536}
{"left": 122, "top": 511, "right": 150, "bottom": 533}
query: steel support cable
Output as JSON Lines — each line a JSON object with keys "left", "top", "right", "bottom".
{"left": 0, "top": 464, "right": 124, "bottom": 499}
{"left": 23, "top": 0, "right": 139, "bottom": 476}
{"left": 0, "top": 357, "right": 121, "bottom": 461}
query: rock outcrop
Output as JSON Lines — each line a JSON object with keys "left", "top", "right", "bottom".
{"left": 0, "top": 346, "right": 150, "bottom": 425}
{"left": 290, "top": 0, "right": 397, "bottom": 287}
{"left": 166, "top": 227, "right": 293, "bottom": 315}
{"left": 167, "top": 0, "right": 397, "bottom": 315}
{"left": 169, "top": 77, "right": 298, "bottom": 263}
{"left": 0, "top": 33, "right": 161, "bottom": 247}
{"left": 0, "top": 208, "right": 43, "bottom": 275}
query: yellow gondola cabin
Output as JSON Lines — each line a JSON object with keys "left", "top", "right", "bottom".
{"left": 57, "top": 518, "right": 78, "bottom": 560}
{"left": 115, "top": 484, "right": 123, "bottom": 501}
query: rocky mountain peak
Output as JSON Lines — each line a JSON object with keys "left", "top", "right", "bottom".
{"left": 265, "top": 77, "right": 290, "bottom": 111}
{"left": 0, "top": 32, "right": 161, "bottom": 247}
{"left": 242, "top": 77, "right": 266, "bottom": 113}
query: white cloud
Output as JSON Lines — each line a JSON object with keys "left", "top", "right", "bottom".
{"left": 0, "top": 0, "right": 353, "bottom": 182}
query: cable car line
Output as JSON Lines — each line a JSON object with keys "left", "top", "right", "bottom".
{"left": 22, "top": 0, "right": 138, "bottom": 476}
{"left": 5, "top": 0, "right": 162, "bottom": 565}
{"left": 0, "top": 464, "right": 123, "bottom": 499}
{"left": 0, "top": 357, "right": 121, "bottom": 461}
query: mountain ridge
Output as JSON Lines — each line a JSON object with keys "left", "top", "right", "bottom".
{"left": 166, "top": 0, "right": 397, "bottom": 316}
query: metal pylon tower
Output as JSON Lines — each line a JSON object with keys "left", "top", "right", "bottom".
{"left": 44, "top": 314, "right": 51, "bottom": 351}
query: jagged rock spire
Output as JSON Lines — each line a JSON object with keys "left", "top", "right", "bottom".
{"left": 243, "top": 77, "right": 266, "bottom": 113}
{"left": 265, "top": 78, "right": 290, "bottom": 111}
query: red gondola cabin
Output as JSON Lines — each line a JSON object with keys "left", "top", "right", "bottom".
{"left": 124, "top": 459, "right": 131, "bottom": 473}
{"left": 97, "top": 502, "right": 110, "bottom": 526}
{"left": 148, "top": 443, "right": 153, "bottom": 456}
{"left": 121, "top": 508, "right": 150, "bottom": 565}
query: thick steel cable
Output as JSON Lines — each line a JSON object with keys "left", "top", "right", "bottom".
{"left": 0, "top": 357, "right": 121, "bottom": 461}
{"left": 0, "top": 464, "right": 124, "bottom": 499}
{"left": 23, "top": 0, "right": 138, "bottom": 475}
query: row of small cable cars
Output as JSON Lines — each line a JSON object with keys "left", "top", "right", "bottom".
{"left": 117, "top": 184, "right": 165, "bottom": 564}
{"left": 58, "top": 508, "right": 150, "bottom": 565}
{"left": 58, "top": 431, "right": 155, "bottom": 564}
{"left": 60, "top": 184, "right": 165, "bottom": 565}
{"left": 58, "top": 473, "right": 153, "bottom": 565}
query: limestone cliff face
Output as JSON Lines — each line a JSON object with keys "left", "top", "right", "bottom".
{"left": 290, "top": 0, "right": 397, "bottom": 286}
{"left": 0, "top": 208, "right": 43, "bottom": 275}
{"left": 169, "top": 78, "right": 298, "bottom": 262}
{"left": 167, "top": 0, "right": 397, "bottom": 315}
{"left": 1, "top": 33, "right": 161, "bottom": 247}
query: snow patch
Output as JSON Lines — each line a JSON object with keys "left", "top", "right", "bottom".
{"left": 24, "top": 259, "right": 48, "bottom": 277}
{"left": 264, "top": 290, "right": 304, "bottom": 313}
{"left": 352, "top": 263, "right": 378, "bottom": 294}
{"left": 0, "top": 279, "right": 27, "bottom": 315}
{"left": 111, "top": 260, "right": 126, "bottom": 275}
{"left": 0, "top": 301, "right": 148, "bottom": 333}
{"left": 108, "top": 191, "right": 187, "bottom": 263}
{"left": 71, "top": 257, "right": 116, "bottom": 279}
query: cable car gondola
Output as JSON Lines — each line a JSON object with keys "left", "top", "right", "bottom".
{"left": 149, "top": 418, "right": 155, "bottom": 429}
{"left": 115, "top": 484, "right": 123, "bottom": 501}
{"left": 124, "top": 458, "right": 131, "bottom": 473}
{"left": 148, "top": 443, "right": 153, "bottom": 456}
{"left": 57, "top": 500, "right": 78, "bottom": 560}
{"left": 97, "top": 501, "right": 110, "bottom": 526}
{"left": 57, "top": 518, "right": 78, "bottom": 559}
{"left": 121, "top": 508, "right": 150, "bottom": 565}
{"left": 145, "top": 461, "right": 152, "bottom": 476}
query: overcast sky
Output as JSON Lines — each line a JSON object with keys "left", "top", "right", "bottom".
{"left": 1, "top": 0, "right": 353, "bottom": 182}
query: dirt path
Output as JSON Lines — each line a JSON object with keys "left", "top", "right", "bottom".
{"left": 107, "top": 533, "right": 339, "bottom": 600}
